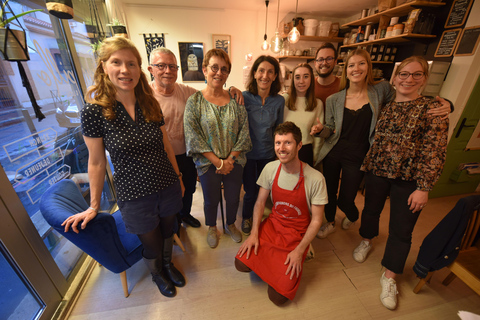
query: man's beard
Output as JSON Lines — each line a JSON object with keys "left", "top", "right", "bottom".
{"left": 317, "top": 69, "right": 333, "bottom": 78}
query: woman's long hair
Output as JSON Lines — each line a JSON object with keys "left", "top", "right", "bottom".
{"left": 86, "top": 37, "right": 162, "bottom": 122}
{"left": 287, "top": 63, "right": 317, "bottom": 112}
{"left": 246, "top": 55, "right": 281, "bottom": 96}
{"left": 339, "top": 48, "right": 378, "bottom": 91}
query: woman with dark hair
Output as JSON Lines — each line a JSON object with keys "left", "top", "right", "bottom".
{"left": 355, "top": 56, "right": 448, "bottom": 310}
{"left": 61, "top": 37, "right": 186, "bottom": 298}
{"left": 241, "top": 55, "right": 284, "bottom": 235}
{"left": 312, "top": 49, "right": 451, "bottom": 239}
{"left": 283, "top": 63, "right": 323, "bottom": 167}
{"left": 184, "top": 49, "right": 251, "bottom": 248}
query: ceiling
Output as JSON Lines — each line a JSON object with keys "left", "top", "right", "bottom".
{"left": 121, "top": 0, "right": 375, "bottom": 20}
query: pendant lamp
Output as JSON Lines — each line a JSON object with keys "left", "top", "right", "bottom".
{"left": 261, "top": 0, "right": 270, "bottom": 51}
{"left": 288, "top": 0, "right": 300, "bottom": 43}
{"left": 270, "top": 0, "right": 283, "bottom": 53}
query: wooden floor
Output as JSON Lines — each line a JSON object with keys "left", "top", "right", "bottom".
{"left": 68, "top": 184, "right": 480, "bottom": 320}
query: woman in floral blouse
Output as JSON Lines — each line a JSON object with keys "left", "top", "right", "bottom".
{"left": 353, "top": 56, "right": 448, "bottom": 310}
{"left": 184, "top": 49, "right": 251, "bottom": 249}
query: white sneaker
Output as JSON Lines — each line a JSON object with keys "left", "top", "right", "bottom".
{"left": 353, "top": 240, "right": 372, "bottom": 263}
{"left": 225, "top": 224, "right": 242, "bottom": 243}
{"left": 380, "top": 272, "right": 398, "bottom": 310}
{"left": 316, "top": 222, "right": 336, "bottom": 239}
{"left": 342, "top": 217, "right": 354, "bottom": 230}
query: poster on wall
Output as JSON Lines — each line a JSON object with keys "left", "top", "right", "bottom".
{"left": 212, "top": 34, "right": 231, "bottom": 58}
{"left": 178, "top": 42, "right": 205, "bottom": 82}
{"left": 143, "top": 33, "right": 165, "bottom": 80}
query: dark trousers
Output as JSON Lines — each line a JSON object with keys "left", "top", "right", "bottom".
{"left": 322, "top": 149, "right": 365, "bottom": 223}
{"left": 175, "top": 153, "right": 197, "bottom": 218}
{"left": 242, "top": 158, "right": 274, "bottom": 220}
{"left": 298, "top": 143, "right": 313, "bottom": 167}
{"left": 199, "top": 163, "right": 243, "bottom": 227}
{"left": 359, "top": 172, "right": 421, "bottom": 274}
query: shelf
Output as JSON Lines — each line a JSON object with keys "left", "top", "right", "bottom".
{"left": 342, "top": 1, "right": 445, "bottom": 27}
{"left": 277, "top": 55, "right": 315, "bottom": 62}
{"left": 340, "top": 33, "right": 436, "bottom": 48}
{"left": 338, "top": 61, "right": 393, "bottom": 65}
{"left": 297, "top": 35, "right": 344, "bottom": 42}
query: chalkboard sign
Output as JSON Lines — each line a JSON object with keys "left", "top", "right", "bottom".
{"left": 435, "top": 29, "right": 462, "bottom": 57}
{"left": 445, "top": 0, "right": 473, "bottom": 29}
{"left": 455, "top": 26, "right": 480, "bottom": 56}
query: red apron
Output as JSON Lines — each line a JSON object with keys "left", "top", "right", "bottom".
{"left": 237, "top": 163, "right": 311, "bottom": 300}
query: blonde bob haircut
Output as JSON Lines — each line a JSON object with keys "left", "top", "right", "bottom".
{"left": 86, "top": 37, "right": 162, "bottom": 122}
{"left": 339, "top": 48, "right": 378, "bottom": 91}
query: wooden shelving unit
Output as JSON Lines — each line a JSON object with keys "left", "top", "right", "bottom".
{"left": 277, "top": 55, "right": 315, "bottom": 62}
{"left": 342, "top": 1, "right": 445, "bottom": 27}
{"left": 341, "top": 33, "right": 436, "bottom": 48}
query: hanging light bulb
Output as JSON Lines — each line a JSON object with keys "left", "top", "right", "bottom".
{"left": 288, "top": 0, "right": 300, "bottom": 43}
{"left": 270, "top": 0, "right": 283, "bottom": 53}
{"left": 288, "top": 26, "right": 300, "bottom": 43}
{"left": 261, "top": 35, "right": 270, "bottom": 51}
{"left": 261, "top": 1, "right": 270, "bottom": 51}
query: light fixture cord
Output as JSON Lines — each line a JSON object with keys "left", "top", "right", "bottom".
{"left": 275, "top": 0, "right": 280, "bottom": 31}
{"left": 264, "top": 1, "right": 269, "bottom": 36}
{"left": 294, "top": 0, "right": 298, "bottom": 26}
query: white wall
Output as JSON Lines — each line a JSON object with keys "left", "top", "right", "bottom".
{"left": 123, "top": 4, "right": 279, "bottom": 91}
{"left": 439, "top": 0, "right": 480, "bottom": 139}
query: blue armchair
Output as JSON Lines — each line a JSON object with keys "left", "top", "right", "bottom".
{"left": 39, "top": 179, "right": 143, "bottom": 297}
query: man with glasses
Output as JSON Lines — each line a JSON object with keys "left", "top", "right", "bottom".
{"left": 313, "top": 43, "right": 341, "bottom": 107}
{"left": 148, "top": 47, "right": 243, "bottom": 230}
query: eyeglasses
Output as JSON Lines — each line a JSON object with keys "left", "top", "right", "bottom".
{"left": 151, "top": 63, "right": 179, "bottom": 71}
{"left": 315, "top": 57, "right": 335, "bottom": 64}
{"left": 208, "top": 64, "right": 230, "bottom": 75}
{"left": 397, "top": 71, "right": 425, "bottom": 80}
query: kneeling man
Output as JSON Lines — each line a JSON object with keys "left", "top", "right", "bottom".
{"left": 235, "top": 121, "right": 327, "bottom": 305}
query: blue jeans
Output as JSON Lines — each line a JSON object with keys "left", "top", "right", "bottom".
{"left": 199, "top": 163, "right": 243, "bottom": 227}
{"left": 359, "top": 172, "right": 421, "bottom": 274}
{"left": 242, "top": 158, "right": 274, "bottom": 220}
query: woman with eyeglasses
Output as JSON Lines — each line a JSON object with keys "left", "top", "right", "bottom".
{"left": 61, "top": 37, "right": 185, "bottom": 298}
{"left": 311, "top": 49, "right": 451, "bottom": 240}
{"left": 240, "top": 55, "right": 284, "bottom": 236}
{"left": 184, "top": 49, "right": 252, "bottom": 249}
{"left": 283, "top": 63, "right": 324, "bottom": 167}
{"left": 354, "top": 56, "right": 448, "bottom": 310}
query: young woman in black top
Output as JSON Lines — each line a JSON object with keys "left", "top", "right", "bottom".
{"left": 61, "top": 37, "right": 185, "bottom": 298}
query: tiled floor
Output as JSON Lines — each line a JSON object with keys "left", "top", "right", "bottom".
{"left": 68, "top": 184, "right": 480, "bottom": 320}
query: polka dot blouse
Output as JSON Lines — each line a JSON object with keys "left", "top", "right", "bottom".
{"left": 81, "top": 102, "right": 178, "bottom": 201}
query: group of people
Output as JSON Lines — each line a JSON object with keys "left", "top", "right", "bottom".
{"left": 60, "top": 36, "right": 450, "bottom": 311}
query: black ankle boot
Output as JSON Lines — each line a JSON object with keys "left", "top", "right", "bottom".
{"left": 143, "top": 256, "right": 176, "bottom": 297}
{"left": 163, "top": 237, "right": 186, "bottom": 287}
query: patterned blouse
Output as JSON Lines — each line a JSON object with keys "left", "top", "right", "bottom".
{"left": 361, "top": 96, "right": 448, "bottom": 191}
{"left": 184, "top": 91, "right": 252, "bottom": 176}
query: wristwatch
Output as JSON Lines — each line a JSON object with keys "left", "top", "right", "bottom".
{"left": 229, "top": 154, "right": 236, "bottom": 161}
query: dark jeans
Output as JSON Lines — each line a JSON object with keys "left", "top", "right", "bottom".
{"left": 359, "top": 172, "right": 421, "bottom": 274}
{"left": 175, "top": 153, "right": 197, "bottom": 218}
{"left": 298, "top": 143, "right": 313, "bottom": 167}
{"left": 322, "top": 146, "right": 366, "bottom": 223}
{"left": 242, "top": 158, "right": 274, "bottom": 220}
{"left": 199, "top": 163, "right": 243, "bottom": 227}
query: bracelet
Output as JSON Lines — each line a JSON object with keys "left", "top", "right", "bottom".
{"left": 229, "top": 154, "right": 236, "bottom": 161}
{"left": 88, "top": 206, "right": 98, "bottom": 213}
{"left": 177, "top": 172, "right": 183, "bottom": 178}
{"left": 215, "top": 159, "right": 224, "bottom": 170}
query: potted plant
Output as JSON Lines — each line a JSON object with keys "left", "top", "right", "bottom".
{"left": 107, "top": 18, "right": 127, "bottom": 37}
{"left": 0, "top": 0, "right": 42, "bottom": 61}
{"left": 84, "top": 17, "right": 97, "bottom": 38}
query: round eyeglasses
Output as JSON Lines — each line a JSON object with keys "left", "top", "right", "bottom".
{"left": 397, "top": 71, "right": 425, "bottom": 80}
{"left": 208, "top": 64, "right": 230, "bottom": 75}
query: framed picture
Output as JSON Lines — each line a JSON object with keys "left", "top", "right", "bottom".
{"left": 178, "top": 42, "right": 205, "bottom": 82}
{"left": 212, "top": 34, "right": 231, "bottom": 58}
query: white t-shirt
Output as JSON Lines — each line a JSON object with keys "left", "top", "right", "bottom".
{"left": 257, "top": 160, "right": 328, "bottom": 213}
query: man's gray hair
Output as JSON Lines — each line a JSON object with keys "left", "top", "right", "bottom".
{"left": 149, "top": 47, "right": 176, "bottom": 65}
